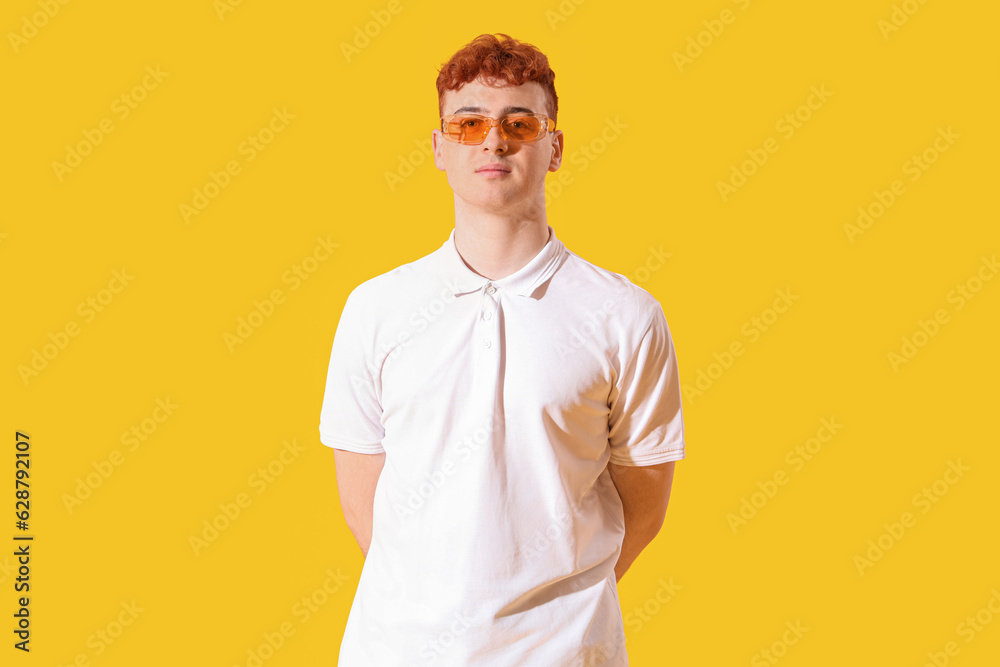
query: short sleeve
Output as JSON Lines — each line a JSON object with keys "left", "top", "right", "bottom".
{"left": 318, "top": 287, "right": 386, "bottom": 454}
{"left": 607, "top": 300, "right": 685, "bottom": 466}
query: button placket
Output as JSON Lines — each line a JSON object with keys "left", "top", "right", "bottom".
{"left": 474, "top": 282, "right": 502, "bottom": 371}
{"left": 481, "top": 282, "right": 499, "bottom": 348}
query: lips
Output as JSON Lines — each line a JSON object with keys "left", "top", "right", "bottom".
{"left": 477, "top": 164, "right": 511, "bottom": 173}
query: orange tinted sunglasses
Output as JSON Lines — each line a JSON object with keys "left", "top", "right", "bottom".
{"left": 440, "top": 113, "right": 556, "bottom": 145}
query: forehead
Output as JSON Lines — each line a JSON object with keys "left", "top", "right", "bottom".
{"left": 443, "top": 77, "right": 548, "bottom": 115}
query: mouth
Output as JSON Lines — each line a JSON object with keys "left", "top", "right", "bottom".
{"left": 477, "top": 165, "right": 511, "bottom": 173}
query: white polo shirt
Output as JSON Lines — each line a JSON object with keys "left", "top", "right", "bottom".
{"left": 319, "top": 224, "right": 685, "bottom": 667}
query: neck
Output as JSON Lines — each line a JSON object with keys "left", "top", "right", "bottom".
{"left": 452, "top": 199, "right": 550, "bottom": 281}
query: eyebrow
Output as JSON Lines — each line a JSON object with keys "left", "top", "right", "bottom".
{"left": 451, "top": 105, "right": 536, "bottom": 116}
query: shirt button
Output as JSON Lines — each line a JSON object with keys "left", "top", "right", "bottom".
{"left": 483, "top": 311, "right": 492, "bottom": 320}
{"left": 483, "top": 340, "right": 491, "bottom": 349}
{"left": 486, "top": 284, "right": 496, "bottom": 295}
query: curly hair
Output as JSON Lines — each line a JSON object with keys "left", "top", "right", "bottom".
{"left": 436, "top": 33, "right": 558, "bottom": 123}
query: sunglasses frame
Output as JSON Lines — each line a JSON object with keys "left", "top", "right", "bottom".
{"left": 439, "top": 113, "right": 556, "bottom": 145}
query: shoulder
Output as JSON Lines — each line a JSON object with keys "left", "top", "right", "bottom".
{"left": 558, "top": 247, "right": 666, "bottom": 331}
{"left": 341, "top": 242, "right": 447, "bottom": 316}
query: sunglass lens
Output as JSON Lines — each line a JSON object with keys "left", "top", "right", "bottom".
{"left": 445, "top": 116, "right": 488, "bottom": 143}
{"left": 501, "top": 116, "right": 542, "bottom": 141}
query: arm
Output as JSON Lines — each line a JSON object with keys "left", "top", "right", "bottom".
{"left": 332, "top": 448, "right": 385, "bottom": 558}
{"left": 607, "top": 459, "right": 676, "bottom": 583}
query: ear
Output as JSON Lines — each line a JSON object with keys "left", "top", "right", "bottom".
{"left": 432, "top": 130, "right": 447, "bottom": 172}
{"left": 547, "top": 130, "right": 564, "bottom": 172}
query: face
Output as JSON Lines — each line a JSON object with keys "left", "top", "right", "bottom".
{"left": 432, "top": 76, "right": 564, "bottom": 216}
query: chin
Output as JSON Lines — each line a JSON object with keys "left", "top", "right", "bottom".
{"left": 457, "top": 185, "right": 521, "bottom": 208}
{"left": 468, "top": 193, "right": 524, "bottom": 212}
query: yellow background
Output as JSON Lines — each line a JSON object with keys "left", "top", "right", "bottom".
{"left": 3, "top": 0, "right": 998, "bottom": 664}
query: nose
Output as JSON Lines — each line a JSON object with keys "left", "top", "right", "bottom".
{"left": 481, "top": 125, "right": 508, "bottom": 153}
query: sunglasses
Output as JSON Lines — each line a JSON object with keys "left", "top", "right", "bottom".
{"left": 439, "top": 113, "right": 556, "bottom": 145}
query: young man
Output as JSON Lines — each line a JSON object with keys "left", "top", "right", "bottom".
{"left": 319, "top": 33, "right": 685, "bottom": 667}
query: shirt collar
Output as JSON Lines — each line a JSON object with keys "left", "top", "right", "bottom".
{"left": 439, "top": 224, "right": 567, "bottom": 299}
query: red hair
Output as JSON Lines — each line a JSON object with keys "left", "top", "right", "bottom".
{"left": 436, "top": 33, "right": 558, "bottom": 122}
